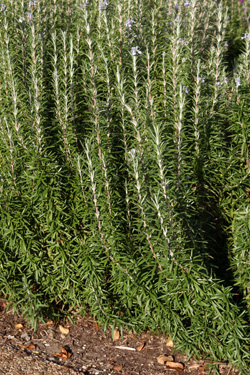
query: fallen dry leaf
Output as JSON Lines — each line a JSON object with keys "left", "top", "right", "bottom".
{"left": 113, "top": 364, "right": 123, "bottom": 371}
{"left": 15, "top": 324, "right": 24, "bottom": 330}
{"left": 59, "top": 325, "right": 69, "bottom": 335}
{"left": 113, "top": 329, "right": 120, "bottom": 342}
{"left": 199, "top": 365, "right": 207, "bottom": 373}
{"left": 166, "top": 361, "right": 184, "bottom": 372}
{"left": 19, "top": 344, "right": 36, "bottom": 350}
{"left": 136, "top": 341, "right": 146, "bottom": 352}
{"left": 157, "top": 355, "right": 174, "bottom": 365}
{"left": 60, "top": 346, "right": 72, "bottom": 358}
{"left": 46, "top": 320, "right": 54, "bottom": 325}
{"left": 54, "top": 352, "right": 68, "bottom": 360}
{"left": 27, "top": 344, "right": 36, "bottom": 350}
{"left": 166, "top": 337, "right": 174, "bottom": 347}
{"left": 60, "top": 346, "right": 68, "bottom": 355}
{"left": 54, "top": 347, "right": 72, "bottom": 360}
{"left": 0, "top": 299, "right": 7, "bottom": 311}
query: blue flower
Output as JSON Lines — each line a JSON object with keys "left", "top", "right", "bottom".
{"left": 26, "top": 12, "right": 33, "bottom": 21}
{"left": 199, "top": 75, "right": 205, "bottom": 83}
{"left": 28, "top": 0, "right": 39, "bottom": 7}
{"left": 125, "top": 18, "right": 135, "bottom": 30}
{"left": 235, "top": 77, "right": 241, "bottom": 87}
{"left": 128, "top": 148, "right": 136, "bottom": 162}
{"left": 180, "top": 39, "right": 188, "bottom": 46}
{"left": 99, "top": 0, "right": 108, "bottom": 11}
{"left": 0, "top": 3, "right": 6, "bottom": 11}
{"left": 132, "top": 46, "right": 141, "bottom": 56}
{"left": 242, "top": 33, "right": 250, "bottom": 42}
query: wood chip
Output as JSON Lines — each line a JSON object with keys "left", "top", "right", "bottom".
{"left": 59, "top": 325, "right": 69, "bottom": 335}
{"left": 113, "top": 329, "right": 120, "bottom": 342}
{"left": 113, "top": 364, "right": 123, "bottom": 371}
{"left": 166, "top": 337, "right": 174, "bottom": 347}
{"left": 157, "top": 355, "right": 174, "bottom": 365}
{"left": 166, "top": 361, "right": 184, "bottom": 372}
{"left": 136, "top": 341, "right": 146, "bottom": 352}
{"left": 15, "top": 324, "right": 24, "bottom": 330}
{"left": 188, "top": 364, "right": 200, "bottom": 370}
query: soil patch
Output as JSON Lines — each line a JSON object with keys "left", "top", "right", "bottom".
{"left": 0, "top": 300, "right": 242, "bottom": 375}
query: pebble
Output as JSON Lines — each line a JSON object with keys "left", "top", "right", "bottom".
{"left": 21, "top": 333, "right": 31, "bottom": 342}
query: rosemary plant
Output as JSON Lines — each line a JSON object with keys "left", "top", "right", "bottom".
{"left": 0, "top": 0, "right": 250, "bottom": 370}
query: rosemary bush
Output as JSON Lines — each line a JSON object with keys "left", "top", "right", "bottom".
{"left": 0, "top": 0, "right": 250, "bottom": 369}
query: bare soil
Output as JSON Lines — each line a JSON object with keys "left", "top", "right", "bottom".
{"left": 0, "top": 299, "right": 242, "bottom": 375}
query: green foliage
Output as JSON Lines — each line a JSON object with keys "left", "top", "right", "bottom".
{"left": 0, "top": 0, "right": 250, "bottom": 370}
{"left": 231, "top": 208, "right": 250, "bottom": 312}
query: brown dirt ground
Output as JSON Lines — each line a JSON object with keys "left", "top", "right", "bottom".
{"left": 0, "top": 299, "right": 243, "bottom": 375}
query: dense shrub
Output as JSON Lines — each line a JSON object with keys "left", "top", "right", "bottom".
{"left": 0, "top": 0, "right": 250, "bottom": 370}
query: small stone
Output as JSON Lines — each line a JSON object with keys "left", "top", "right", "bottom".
{"left": 21, "top": 333, "right": 31, "bottom": 342}
{"left": 7, "top": 335, "right": 15, "bottom": 340}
